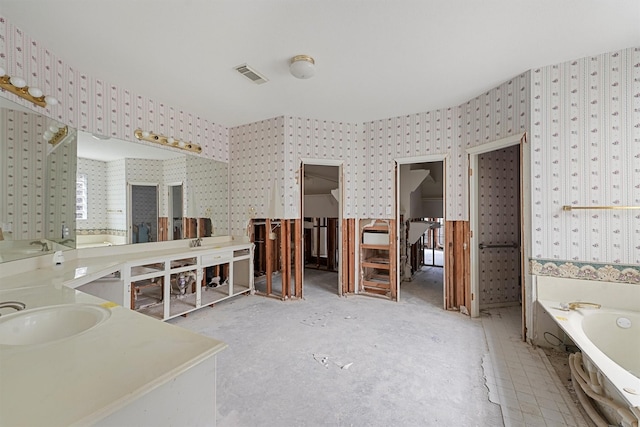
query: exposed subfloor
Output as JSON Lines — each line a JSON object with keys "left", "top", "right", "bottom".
{"left": 169, "top": 266, "right": 588, "bottom": 426}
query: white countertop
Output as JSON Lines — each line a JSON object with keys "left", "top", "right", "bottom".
{"left": 0, "top": 242, "right": 242, "bottom": 426}
{"left": 0, "top": 239, "right": 252, "bottom": 290}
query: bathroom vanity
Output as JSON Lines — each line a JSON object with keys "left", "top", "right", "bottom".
{"left": 0, "top": 237, "right": 253, "bottom": 426}
{"left": 76, "top": 240, "right": 253, "bottom": 321}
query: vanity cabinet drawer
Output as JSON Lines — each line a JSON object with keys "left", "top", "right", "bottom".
{"left": 201, "top": 251, "right": 232, "bottom": 265}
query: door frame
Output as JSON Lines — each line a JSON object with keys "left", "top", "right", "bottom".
{"left": 166, "top": 181, "right": 183, "bottom": 241}
{"left": 467, "top": 133, "right": 530, "bottom": 339}
{"left": 127, "top": 181, "right": 159, "bottom": 244}
{"left": 395, "top": 154, "right": 448, "bottom": 305}
{"left": 300, "top": 158, "right": 344, "bottom": 296}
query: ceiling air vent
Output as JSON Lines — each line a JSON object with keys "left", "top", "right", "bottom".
{"left": 234, "top": 64, "right": 268, "bottom": 84}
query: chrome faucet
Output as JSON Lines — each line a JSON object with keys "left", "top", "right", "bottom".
{"left": 0, "top": 301, "right": 26, "bottom": 315}
{"left": 191, "top": 238, "right": 202, "bottom": 247}
{"left": 30, "top": 240, "right": 50, "bottom": 251}
{"left": 59, "top": 238, "right": 74, "bottom": 245}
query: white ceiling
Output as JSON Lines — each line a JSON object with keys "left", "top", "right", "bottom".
{"left": 1, "top": 1, "right": 639, "bottom": 128}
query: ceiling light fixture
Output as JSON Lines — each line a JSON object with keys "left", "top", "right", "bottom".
{"left": 0, "top": 66, "right": 59, "bottom": 108}
{"left": 134, "top": 129, "right": 202, "bottom": 154}
{"left": 43, "top": 122, "right": 68, "bottom": 146}
{"left": 289, "top": 55, "right": 315, "bottom": 79}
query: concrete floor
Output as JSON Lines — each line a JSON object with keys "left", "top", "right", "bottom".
{"left": 170, "top": 266, "right": 591, "bottom": 426}
{"left": 171, "top": 266, "right": 508, "bottom": 426}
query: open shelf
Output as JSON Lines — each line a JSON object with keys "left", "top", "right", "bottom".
{"left": 360, "top": 219, "right": 395, "bottom": 299}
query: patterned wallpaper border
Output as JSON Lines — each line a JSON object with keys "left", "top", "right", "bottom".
{"left": 530, "top": 259, "right": 640, "bottom": 284}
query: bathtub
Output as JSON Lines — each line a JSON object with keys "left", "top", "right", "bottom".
{"left": 539, "top": 300, "right": 640, "bottom": 423}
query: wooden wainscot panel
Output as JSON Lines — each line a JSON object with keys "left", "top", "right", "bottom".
{"left": 444, "top": 220, "right": 470, "bottom": 314}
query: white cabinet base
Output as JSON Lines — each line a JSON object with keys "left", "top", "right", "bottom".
{"left": 95, "top": 356, "right": 217, "bottom": 427}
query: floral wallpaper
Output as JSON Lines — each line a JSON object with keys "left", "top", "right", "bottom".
{"left": 45, "top": 133, "right": 76, "bottom": 241}
{"left": 0, "top": 16, "right": 229, "bottom": 163}
{"left": 77, "top": 158, "right": 107, "bottom": 231}
{"left": 285, "top": 117, "right": 358, "bottom": 218}
{"left": 106, "top": 159, "right": 126, "bottom": 235}
{"left": 0, "top": 108, "right": 47, "bottom": 240}
{"left": 229, "top": 117, "right": 285, "bottom": 235}
{"left": 358, "top": 73, "right": 529, "bottom": 221}
{"left": 1, "top": 14, "right": 638, "bottom": 279}
{"left": 530, "top": 47, "right": 640, "bottom": 266}
{"left": 185, "top": 155, "right": 229, "bottom": 235}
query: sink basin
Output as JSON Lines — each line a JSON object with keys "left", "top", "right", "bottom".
{"left": 0, "top": 304, "right": 111, "bottom": 346}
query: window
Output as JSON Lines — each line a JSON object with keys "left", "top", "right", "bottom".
{"left": 76, "top": 173, "right": 88, "bottom": 220}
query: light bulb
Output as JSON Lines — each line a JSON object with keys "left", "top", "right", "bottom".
{"left": 178, "top": 140, "right": 186, "bottom": 148}
{"left": 141, "top": 131, "right": 150, "bottom": 138}
{"left": 167, "top": 137, "right": 175, "bottom": 144}
{"left": 28, "top": 87, "right": 43, "bottom": 98}
{"left": 43, "top": 131, "right": 54, "bottom": 140}
{"left": 10, "top": 76, "right": 27, "bottom": 88}
{"left": 44, "top": 95, "right": 58, "bottom": 106}
{"left": 49, "top": 125, "right": 60, "bottom": 133}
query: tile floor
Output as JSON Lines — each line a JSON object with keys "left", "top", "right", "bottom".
{"left": 481, "top": 306, "right": 590, "bottom": 427}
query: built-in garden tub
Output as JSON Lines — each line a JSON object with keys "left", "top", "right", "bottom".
{"left": 536, "top": 276, "right": 640, "bottom": 427}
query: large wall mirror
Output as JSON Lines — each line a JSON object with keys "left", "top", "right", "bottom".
{"left": 76, "top": 131, "right": 229, "bottom": 248}
{"left": 0, "top": 97, "right": 77, "bottom": 263}
{"left": 0, "top": 94, "right": 229, "bottom": 263}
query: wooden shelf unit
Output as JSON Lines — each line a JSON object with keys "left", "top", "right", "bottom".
{"left": 360, "top": 220, "right": 396, "bottom": 299}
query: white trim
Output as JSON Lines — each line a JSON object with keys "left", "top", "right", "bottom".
{"left": 127, "top": 181, "right": 159, "bottom": 187}
{"left": 300, "top": 158, "right": 344, "bottom": 167}
{"left": 166, "top": 182, "right": 183, "bottom": 241}
{"left": 466, "top": 133, "right": 523, "bottom": 155}
{"left": 395, "top": 153, "right": 448, "bottom": 165}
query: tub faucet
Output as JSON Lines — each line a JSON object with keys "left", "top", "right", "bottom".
{"left": 60, "top": 238, "right": 74, "bottom": 245}
{"left": 560, "top": 302, "right": 601, "bottom": 311}
{"left": 30, "top": 240, "right": 50, "bottom": 251}
{"left": 190, "top": 238, "right": 202, "bottom": 247}
{"left": 0, "top": 301, "right": 26, "bottom": 315}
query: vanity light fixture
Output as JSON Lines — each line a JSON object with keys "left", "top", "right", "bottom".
{"left": 289, "top": 55, "right": 316, "bottom": 79}
{"left": 134, "top": 129, "right": 202, "bottom": 154}
{"left": 0, "top": 66, "right": 59, "bottom": 108}
{"left": 43, "top": 122, "right": 68, "bottom": 146}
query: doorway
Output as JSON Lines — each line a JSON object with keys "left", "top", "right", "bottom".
{"left": 128, "top": 183, "right": 159, "bottom": 244}
{"left": 395, "top": 155, "right": 447, "bottom": 305}
{"left": 300, "top": 161, "right": 343, "bottom": 297}
{"left": 468, "top": 133, "right": 528, "bottom": 339}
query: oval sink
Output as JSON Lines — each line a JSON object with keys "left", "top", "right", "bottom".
{"left": 0, "top": 304, "right": 111, "bottom": 346}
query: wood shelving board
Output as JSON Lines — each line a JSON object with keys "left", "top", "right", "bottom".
{"left": 361, "top": 261, "right": 390, "bottom": 269}
{"left": 363, "top": 225, "right": 389, "bottom": 232}
{"left": 360, "top": 243, "right": 390, "bottom": 250}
